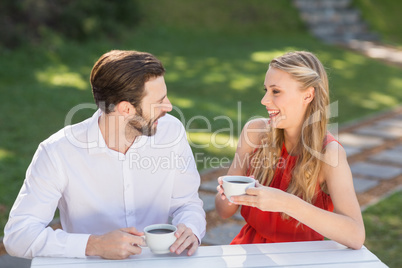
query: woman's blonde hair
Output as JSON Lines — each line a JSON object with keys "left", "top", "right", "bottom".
{"left": 251, "top": 51, "right": 330, "bottom": 210}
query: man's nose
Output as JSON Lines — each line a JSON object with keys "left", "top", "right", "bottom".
{"left": 163, "top": 97, "right": 173, "bottom": 112}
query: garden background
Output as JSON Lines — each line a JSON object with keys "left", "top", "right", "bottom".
{"left": 0, "top": 0, "right": 401, "bottom": 267}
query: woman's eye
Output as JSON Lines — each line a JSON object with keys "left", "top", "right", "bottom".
{"left": 273, "top": 90, "right": 280, "bottom": 94}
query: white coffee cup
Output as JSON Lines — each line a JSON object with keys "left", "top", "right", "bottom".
{"left": 144, "top": 224, "right": 177, "bottom": 254}
{"left": 222, "top": 176, "right": 256, "bottom": 203}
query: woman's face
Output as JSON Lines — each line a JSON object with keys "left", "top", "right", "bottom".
{"left": 261, "top": 67, "right": 311, "bottom": 131}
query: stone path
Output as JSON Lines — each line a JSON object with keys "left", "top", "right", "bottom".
{"left": 199, "top": 106, "right": 402, "bottom": 245}
{"left": 293, "top": 0, "right": 402, "bottom": 68}
{"left": 293, "top": 0, "right": 379, "bottom": 44}
{"left": 347, "top": 40, "right": 402, "bottom": 68}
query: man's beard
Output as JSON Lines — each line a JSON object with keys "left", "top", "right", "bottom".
{"left": 127, "top": 107, "right": 166, "bottom": 137}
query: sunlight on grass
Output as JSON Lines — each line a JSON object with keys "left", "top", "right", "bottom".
{"left": 344, "top": 53, "right": 366, "bottom": 65}
{"left": 390, "top": 77, "right": 402, "bottom": 88}
{"left": 360, "top": 99, "right": 381, "bottom": 109}
{"left": 250, "top": 51, "right": 284, "bottom": 63}
{"left": 165, "top": 72, "right": 181, "bottom": 82}
{"left": 187, "top": 132, "right": 237, "bottom": 152}
{"left": 336, "top": 68, "right": 356, "bottom": 79}
{"left": 165, "top": 57, "right": 210, "bottom": 80}
{"left": 224, "top": 104, "right": 246, "bottom": 119}
{"left": 360, "top": 92, "right": 399, "bottom": 109}
{"left": 230, "top": 76, "right": 255, "bottom": 91}
{"left": 36, "top": 66, "right": 88, "bottom": 90}
{"left": 203, "top": 72, "right": 226, "bottom": 84}
{"left": 170, "top": 98, "right": 194, "bottom": 108}
{"left": 0, "top": 148, "right": 14, "bottom": 160}
{"left": 369, "top": 92, "right": 399, "bottom": 106}
{"left": 205, "top": 57, "right": 219, "bottom": 65}
{"left": 331, "top": 59, "right": 348, "bottom": 70}
{"left": 173, "top": 56, "right": 188, "bottom": 70}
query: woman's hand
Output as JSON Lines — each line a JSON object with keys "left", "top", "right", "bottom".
{"left": 215, "top": 176, "right": 240, "bottom": 218}
{"left": 230, "top": 181, "right": 289, "bottom": 213}
{"left": 216, "top": 176, "right": 233, "bottom": 205}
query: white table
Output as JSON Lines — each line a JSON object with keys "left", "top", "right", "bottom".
{"left": 31, "top": 240, "right": 387, "bottom": 267}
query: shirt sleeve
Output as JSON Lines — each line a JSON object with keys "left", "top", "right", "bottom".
{"left": 169, "top": 127, "right": 206, "bottom": 242}
{"left": 3, "top": 143, "right": 90, "bottom": 259}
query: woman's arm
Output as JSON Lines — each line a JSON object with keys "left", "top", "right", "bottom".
{"left": 231, "top": 142, "right": 365, "bottom": 249}
{"left": 215, "top": 119, "right": 268, "bottom": 219}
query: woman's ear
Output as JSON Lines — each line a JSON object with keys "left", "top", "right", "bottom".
{"left": 303, "top": 87, "right": 315, "bottom": 104}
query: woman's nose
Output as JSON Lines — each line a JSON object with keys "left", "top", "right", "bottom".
{"left": 261, "top": 92, "right": 271, "bottom": 106}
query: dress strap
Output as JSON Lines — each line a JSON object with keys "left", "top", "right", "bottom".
{"left": 323, "top": 132, "right": 342, "bottom": 149}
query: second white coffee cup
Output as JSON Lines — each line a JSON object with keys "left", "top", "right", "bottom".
{"left": 222, "top": 175, "right": 255, "bottom": 203}
{"left": 144, "top": 224, "right": 177, "bottom": 254}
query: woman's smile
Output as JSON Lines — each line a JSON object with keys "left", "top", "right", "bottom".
{"left": 267, "top": 109, "right": 280, "bottom": 118}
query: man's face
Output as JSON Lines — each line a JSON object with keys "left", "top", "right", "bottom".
{"left": 128, "top": 76, "right": 172, "bottom": 136}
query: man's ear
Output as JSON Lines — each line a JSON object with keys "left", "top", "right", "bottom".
{"left": 115, "top": 101, "right": 135, "bottom": 117}
{"left": 303, "top": 86, "right": 315, "bottom": 104}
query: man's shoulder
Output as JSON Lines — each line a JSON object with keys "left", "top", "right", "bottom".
{"left": 158, "top": 114, "right": 185, "bottom": 132}
{"left": 152, "top": 114, "right": 187, "bottom": 146}
{"left": 159, "top": 114, "right": 183, "bottom": 125}
{"left": 41, "top": 117, "right": 92, "bottom": 149}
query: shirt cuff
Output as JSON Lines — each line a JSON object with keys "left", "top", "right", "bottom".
{"left": 65, "top": 233, "right": 91, "bottom": 258}
{"left": 184, "top": 223, "right": 202, "bottom": 245}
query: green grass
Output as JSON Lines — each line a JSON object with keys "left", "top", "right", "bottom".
{"left": 363, "top": 190, "right": 402, "bottom": 268}
{"left": 136, "top": 0, "right": 305, "bottom": 35}
{"left": 1, "top": 28, "right": 402, "bottom": 237}
{"left": 353, "top": 0, "right": 402, "bottom": 47}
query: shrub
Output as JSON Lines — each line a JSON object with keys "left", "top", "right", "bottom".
{"left": 0, "top": 0, "right": 141, "bottom": 48}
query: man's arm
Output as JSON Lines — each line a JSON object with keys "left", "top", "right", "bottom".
{"left": 4, "top": 144, "right": 90, "bottom": 258}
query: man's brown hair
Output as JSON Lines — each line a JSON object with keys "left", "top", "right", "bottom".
{"left": 90, "top": 50, "right": 165, "bottom": 113}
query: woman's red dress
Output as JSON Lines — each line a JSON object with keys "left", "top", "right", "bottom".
{"left": 231, "top": 134, "right": 338, "bottom": 244}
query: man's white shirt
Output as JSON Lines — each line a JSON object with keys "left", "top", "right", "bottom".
{"left": 4, "top": 110, "right": 206, "bottom": 258}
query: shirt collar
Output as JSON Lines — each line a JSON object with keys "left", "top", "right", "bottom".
{"left": 86, "top": 109, "right": 150, "bottom": 155}
{"left": 87, "top": 109, "right": 108, "bottom": 155}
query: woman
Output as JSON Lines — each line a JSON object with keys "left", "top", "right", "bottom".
{"left": 215, "top": 51, "right": 365, "bottom": 249}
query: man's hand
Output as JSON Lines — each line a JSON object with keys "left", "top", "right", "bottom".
{"left": 169, "top": 223, "right": 199, "bottom": 256}
{"left": 85, "top": 227, "right": 145, "bottom": 259}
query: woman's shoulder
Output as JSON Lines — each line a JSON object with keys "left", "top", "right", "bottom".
{"left": 243, "top": 118, "right": 270, "bottom": 132}
{"left": 322, "top": 140, "right": 347, "bottom": 168}
{"left": 239, "top": 118, "right": 270, "bottom": 151}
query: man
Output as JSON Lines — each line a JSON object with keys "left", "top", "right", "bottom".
{"left": 4, "top": 50, "right": 206, "bottom": 259}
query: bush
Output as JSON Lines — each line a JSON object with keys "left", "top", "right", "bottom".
{"left": 0, "top": 0, "right": 141, "bottom": 48}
